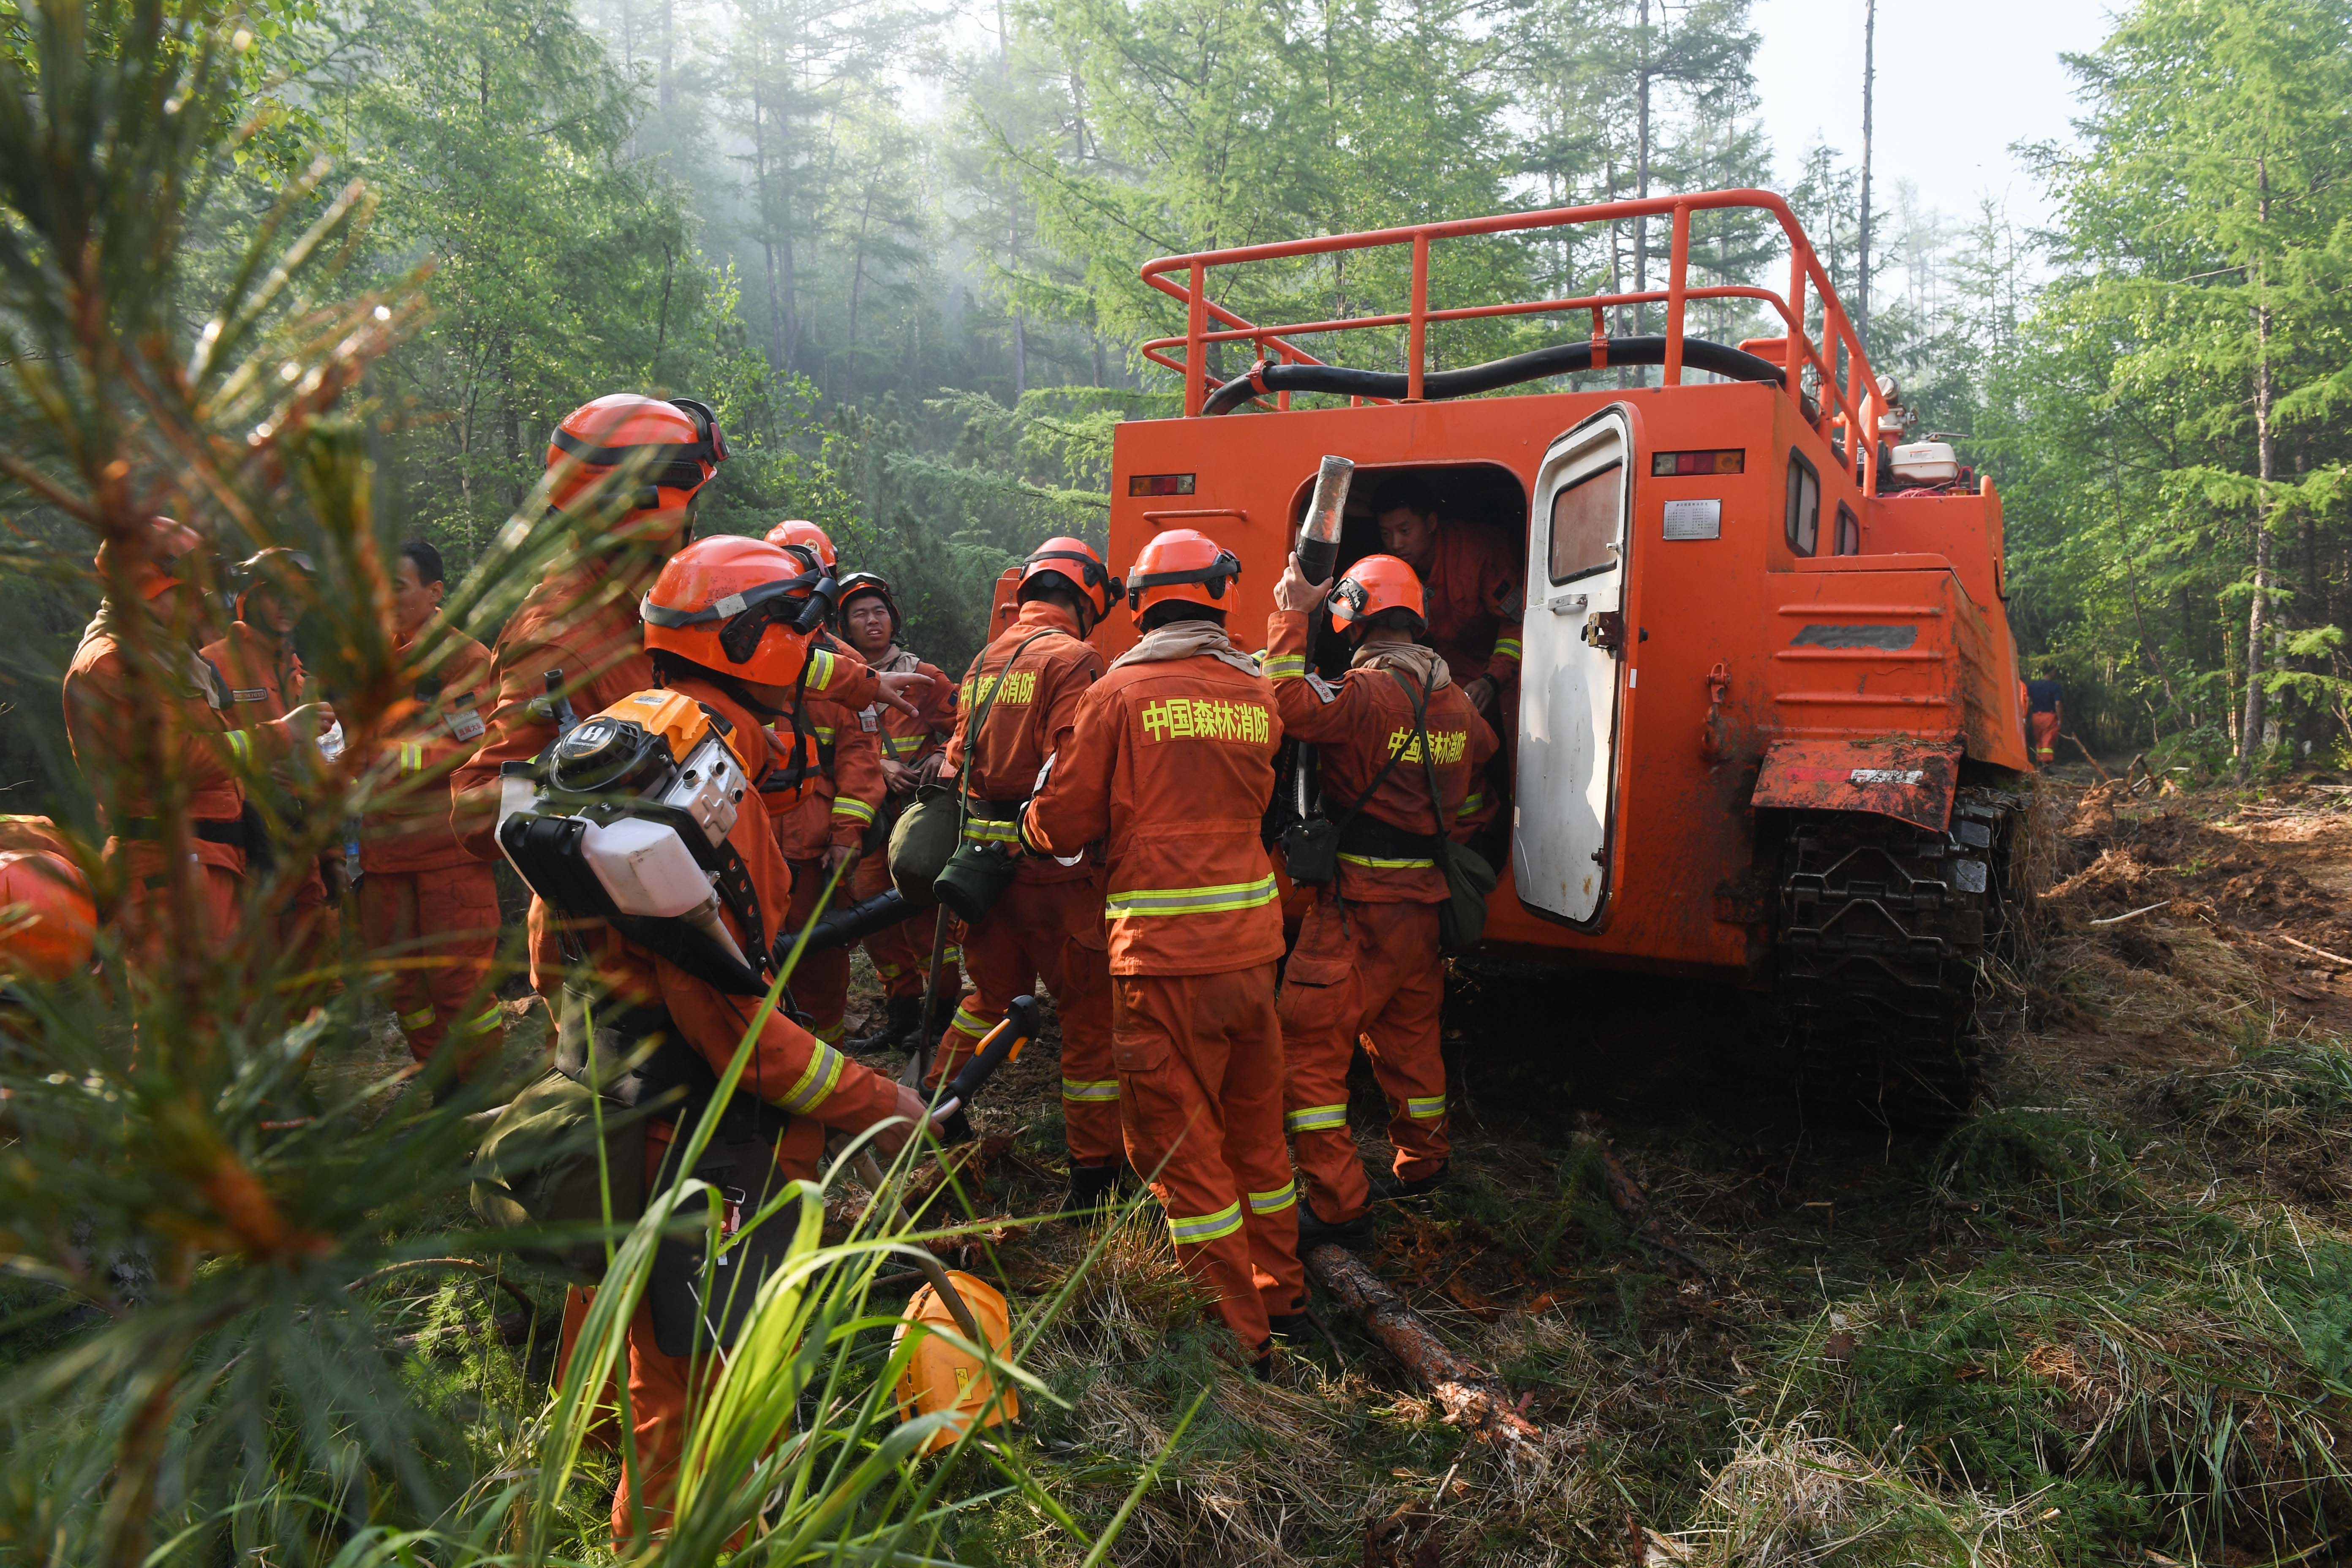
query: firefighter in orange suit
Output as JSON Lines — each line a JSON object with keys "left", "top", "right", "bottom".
{"left": 356, "top": 539, "right": 505, "bottom": 1075}
{"left": 930, "top": 538, "right": 1123, "bottom": 1211}
{"left": 0, "top": 817, "right": 98, "bottom": 989}
{"left": 202, "top": 546, "right": 344, "bottom": 955}
{"left": 1373, "top": 480, "right": 1522, "bottom": 723}
{"left": 1020, "top": 529, "right": 1304, "bottom": 1362}
{"left": 1266, "top": 553, "right": 1497, "bottom": 1248}
{"left": 63, "top": 518, "right": 334, "bottom": 968}
{"left": 832, "top": 570, "right": 962, "bottom": 1054}
{"left": 448, "top": 395, "right": 930, "bottom": 994}
{"left": 757, "top": 520, "right": 887, "bottom": 1048}
{"left": 588, "top": 534, "right": 934, "bottom": 1543}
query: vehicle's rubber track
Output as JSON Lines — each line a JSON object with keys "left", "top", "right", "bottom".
{"left": 1774, "top": 786, "right": 2024, "bottom": 1118}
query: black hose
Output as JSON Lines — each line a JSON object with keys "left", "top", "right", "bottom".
{"left": 1200, "top": 335, "right": 1786, "bottom": 416}
{"left": 769, "top": 888, "right": 911, "bottom": 969}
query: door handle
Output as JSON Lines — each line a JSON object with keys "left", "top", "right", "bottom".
{"left": 1547, "top": 592, "right": 1588, "bottom": 616}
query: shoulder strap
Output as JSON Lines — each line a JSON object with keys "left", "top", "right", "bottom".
{"left": 1394, "top": 671, "right": 1457, "bottom": 871}
{"left": 958, "top": 627, "right": 1063, "bottom": 826}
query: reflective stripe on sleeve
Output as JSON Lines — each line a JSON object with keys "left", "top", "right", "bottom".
{"left": 964, "top": 816, "right": 1021, "bottom": 846}
{"left": 1456, "top": 792, "right": 1485, "bottom": 819}
{"left": 398, "top": 740, "right": 427, "bottom": 774}
{"left": 804, "top": 646, "right": 837, "bottom": 692}
{"left": 1104, "top": 874, "right": 1279, "bottom": 920}
{"left": 779, "top": 1041, "right": 848, "bottom": 1113}
{"left": 1285, "top": 1103, "right": 1348, "bottom": 1133}
{"left": 224, "top": 730, "right": 252, "bottom": 764}
{"left": 831, "top": 796, "right": 876, "bottom": 825}
{"left": 1261, "top": 654, "right": 1307, "bottom": 679}
{"left": 1247, "top": 1181, "right": 1297, "bottom": 1214}
{"left": 942, "top": 946, "right": 964, "bottom": 966}
{"left": 1337, "top": 852, "right": 1434, "bottom": 870}
{"left": 1405, "top": 1093, "right": 1447, "bottom": 1120}
{"left": 1490, "top": 637, "right": 1522, "bottom": 661}
{"left": 1167, "top": 1202, "right": 1243, "bottom": 1246}
{"left": 1061, "top": 1078, "right": 1120, "bottom": 1103}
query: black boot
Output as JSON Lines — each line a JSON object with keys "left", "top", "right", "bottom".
{"left": 1265, "top": 1310, "right": 1314, "bottom": 1344}
{"left": 1061, "top": 1161, "right": 1125, "bottom": 1218}
{"left": 1369, "top": 1162, "right": 1448, "bottom": 1203}
{"left": 1295, "top": 1207, "right": 1374, "bottom": 1252}
{"left": 846, "top": 995, "right": 922, "bottom": 1056}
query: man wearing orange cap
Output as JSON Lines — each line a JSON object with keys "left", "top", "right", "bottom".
{"left": 448, "top": 395, "right": 929, "bottom": 995}
{"left": 833, "top": 569, "right": 962, "bottom": 1055}
{"left": 63, "top": 518, "right": 335, "bottom": 969}
{"left": 1266, "top": 551, "right": 1496, "bottom": 1249}
{"left": 1020, "top": 529, "right": 1301, "bottom": 1364}
{"left": 755, "top": 520, "right": 886, "bottom": 1049}
{"left": 1372, "top": 479, "right": 1523, "bottom": 721}
{"left": 930, "top": 537, "right": 1123, "bottom": 1212}
{"left": 356, "top": 539, "right": 504, "bottom": 1076}
{"left": 203, "top": 546, "right": 343, "bottom": 958}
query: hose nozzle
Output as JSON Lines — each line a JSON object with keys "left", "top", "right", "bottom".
{"left": 1296, "top": 455, "right": 1354, "bottom": 584}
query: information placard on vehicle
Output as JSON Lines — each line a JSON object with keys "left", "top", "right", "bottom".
{"left": 1662, "top": 499, "right": 1721, "bottom": 540}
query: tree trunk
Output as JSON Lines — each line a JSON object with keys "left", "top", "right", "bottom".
{"left": 2236, "top": 162, "right": 2273, "bottom": 781}
{"left": 1632, "top": 0, "right": 1650, "bottom": 342}
{"left": 658, "top": 0, "right": 673, "bottom": 110}
{"left": 1856, "top": 0, "right": 1876, "bottom": 348}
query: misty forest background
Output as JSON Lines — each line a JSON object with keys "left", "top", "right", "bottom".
{"left": 5, "top": 0, "right": 2350, "bottom": 822}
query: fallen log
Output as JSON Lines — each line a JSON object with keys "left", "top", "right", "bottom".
{"left": 1570, "top": 1113, "right": 1707, "bottom": 1281}
{"left": 1302, "top": 1243, "right": 1541, "bottom": 1451}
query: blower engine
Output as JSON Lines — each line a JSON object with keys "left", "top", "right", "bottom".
{"left": 496, "top": 687, "right": 771, "bottom": 994}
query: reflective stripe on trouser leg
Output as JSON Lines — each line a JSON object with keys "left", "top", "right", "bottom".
{"left": 1354, "top": 900, "right": 1451, "bottom": 1182}
{"left": 1277, "top": 895, "right": 1376, "bottom": 1224}
{"left": 1247, "top": 1180, "right": 1296, "bottom": 1214}
{"left": 1112, "top": 966, "right": 1299, "bottom": 1347}
{"left": 453, "top": 1002, "right": 504, "bottom": 1037}
{"left": 1167, "top": 1201, "right": 1243, "bottom": 1246}
{"left": 1062, "top": 1078, "right": 1119, "bottom": 1103}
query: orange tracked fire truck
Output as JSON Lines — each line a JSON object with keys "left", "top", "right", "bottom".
{"left": 1004, "top": 191, "right": 2031, "bottom": 1094}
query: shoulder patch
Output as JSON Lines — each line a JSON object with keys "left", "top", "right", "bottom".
{"left": 1306, "top": 672, "right": 1341, "bottom": 704}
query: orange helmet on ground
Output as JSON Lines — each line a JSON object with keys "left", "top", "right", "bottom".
{"left": 0, "top": 850, "right": 98, "bottom": 984}
{"left": 1326, "top": 552, "right": 1426, "bottom": 635}
{"left": 94, "top": 516, "right": 203, "bottom": 602}
{"left": 1124, "top": 529, "right": 1241, "bottom": 625}
{"left": 545, "top": 394, "right": 728, "bottom": 515}
{"left": 1020, "top": 537, "right": 1117, "bottom": 623}
{"left": 764, "top": 519, "right": 837, "bottom": 573}
{"left": 640, "top": 535, "right": 824, "bottom": 686}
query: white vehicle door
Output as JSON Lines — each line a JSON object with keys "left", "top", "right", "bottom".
{"left": 1513, "top": 407, "right": 1631, "bottom": 926}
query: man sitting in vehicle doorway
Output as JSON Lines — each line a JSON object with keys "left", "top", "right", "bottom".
{"left": 1372, "top": 478, "right": 1523, "bottom": 725}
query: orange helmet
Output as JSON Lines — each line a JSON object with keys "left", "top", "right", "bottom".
{"left": 764, "top": 519, "right": 837, "bottom": 573}
{"left": 1124, "top": 529, "right": 1240, "bottom": 625}
{"left": 0, "top": 850, "right": 97, "bottom": 984}
{"left": 232, "top": 546, "right": 317, "bottom": 621}
{"left": 94, "top": 516, "right": 203, "bottom": 601}
{"left": 1019, "top": 537, "right": 1118, "bottom": 622}
{"left": 1326, "top": 552, "right": 1426, "bottom": 635}
{"left": 546, "top": 394, "right": 728, "bottom": 515}
{"left": 640, "top": 535, "right": 824, "bottom": 686}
